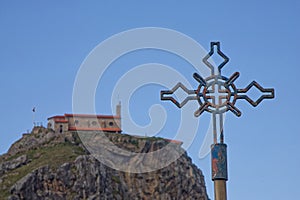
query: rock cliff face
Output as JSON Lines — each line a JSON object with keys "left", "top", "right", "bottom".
{"left": 0, "top": 127, "right": 209, "bottom": 200}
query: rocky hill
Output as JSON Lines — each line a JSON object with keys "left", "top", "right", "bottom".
{"left": 0, "top": 126, "right": 209, "bottom": 200}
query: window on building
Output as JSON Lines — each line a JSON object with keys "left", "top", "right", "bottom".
{"left": 92, "top": 121, "right": 97, "bottom": 126}
{"left": 59, "top": 125, "right": 63, "bottom": 133}
{"left": 109, "top": 121, "right": 114, "bottom": 126}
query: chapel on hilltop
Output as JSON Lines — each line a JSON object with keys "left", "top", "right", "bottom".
{"left": 47, "top": 103, "right": 121, "bottom": 133}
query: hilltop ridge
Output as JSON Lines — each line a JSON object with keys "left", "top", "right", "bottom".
{"left": 0, "top": 126, "right": 209, "bottom": 200}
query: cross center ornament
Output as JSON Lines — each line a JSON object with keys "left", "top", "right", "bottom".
{"left": 160, "top": 42, "right": 274, "bottom": 200}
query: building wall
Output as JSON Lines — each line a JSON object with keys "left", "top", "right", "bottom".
{"left": 66, "top": 116, "right": 121, "bottom": 131}
{"left": 54, "top": 122, "right": 68, "bottom": 133}
{"left": 47, "top": 119, "right": 55, "bottom": 130}
{"left": 48, "top": 115, "right": 121, "bottom": 133}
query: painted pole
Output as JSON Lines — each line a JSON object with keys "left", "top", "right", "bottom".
{"left": 211, "top": 143, "right": 227, "bottom": 200}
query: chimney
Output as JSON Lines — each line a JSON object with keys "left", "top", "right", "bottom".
{"left": 116, "top": 101, "right": 121, "bottom": 117}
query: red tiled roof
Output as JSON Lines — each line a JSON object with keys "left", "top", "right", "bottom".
{"left": 64, "top": 114, "right": 121, "bottom": 119}
{"left": 48, "top": 114, "right": 121, "bottom": 121}
{"left": 68, "top": 126, "right": 121, "bottom": 132}
{"left": 47, "top": 115, "right": 65, "bottom": 120}
{"left": 54, "top": 120, "right": 68, "bottom": 123}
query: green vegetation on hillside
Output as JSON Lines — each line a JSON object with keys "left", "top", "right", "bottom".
{"left": 0, "top": 142, "right": 85, "bottom": 199}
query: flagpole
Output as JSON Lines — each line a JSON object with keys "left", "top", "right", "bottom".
{"left": 32, "top": 107, "right": 36, "bottom": 127}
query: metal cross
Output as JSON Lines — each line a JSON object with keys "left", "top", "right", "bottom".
{"left": 161, "top": 41, "right": 274, "bottom": 200}
{"left": 161, "top": 41, "right": 275, "bottom": 144}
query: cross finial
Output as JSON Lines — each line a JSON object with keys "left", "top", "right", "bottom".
{"left": 202, "top": 42, "right": 229, "bottom": 76}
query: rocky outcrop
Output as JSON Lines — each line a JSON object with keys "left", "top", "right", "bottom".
{"left": 0, "top": 155, "right": 28, "bottom": 176}
{"left": 9, "top": 154, "right": 208, "bottom": 200}
{"left": 1, "top": 128, "right": 209, "bottom": 200}
{"left": 6, "top": 127, "right": 82, "bottom": 157}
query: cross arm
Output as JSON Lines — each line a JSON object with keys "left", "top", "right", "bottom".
{"left": 237, "top": 81, "right": 275, "bottom": 107}
{"left": 160, "top": 82, "right": 197, "bottom": 108}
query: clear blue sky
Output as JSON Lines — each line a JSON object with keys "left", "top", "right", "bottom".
{"left": 0, "top": 1, "right": 299, "bottom": 199}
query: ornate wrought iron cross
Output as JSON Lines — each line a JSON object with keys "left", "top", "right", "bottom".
{"left": 161, "top": 41, "right": 275, "bottom": 144}
{"left": 160, "top": 42, "right": 274, "bottom": 200}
